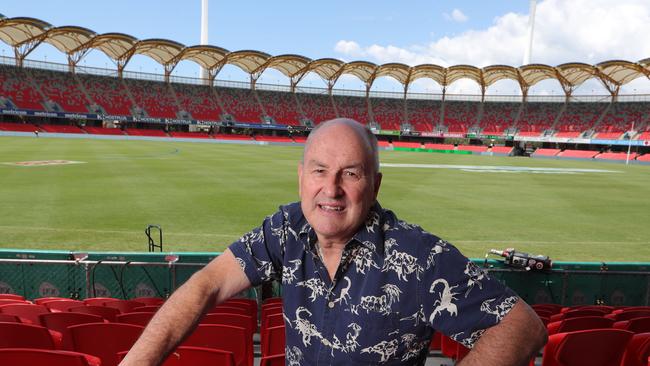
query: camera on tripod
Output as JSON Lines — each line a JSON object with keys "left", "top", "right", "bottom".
{"left": 488, "top": 248, "right": 552, "bottom": 271}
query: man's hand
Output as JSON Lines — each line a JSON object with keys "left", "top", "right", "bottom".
{"left": 458, "top": 299, "right": 548, "bottom": 366}
{"left": 118, "top": 249, "right": 251, "bottom": 366}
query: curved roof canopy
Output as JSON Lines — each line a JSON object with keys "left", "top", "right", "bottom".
{"left": 1, "top": 15, "right": 649, "bottom": 97}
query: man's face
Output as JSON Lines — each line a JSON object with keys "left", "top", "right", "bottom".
{"left": 299, "top": 123, "right": 381, "bottom": 245}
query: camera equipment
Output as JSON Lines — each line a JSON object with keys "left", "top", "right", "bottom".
{"left": 488, "top": 248, "right": 552, "bottom": 271}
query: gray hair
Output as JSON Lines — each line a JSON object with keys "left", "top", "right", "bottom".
{"left": 303, "top": 118, "right": 380, "bottom": 174}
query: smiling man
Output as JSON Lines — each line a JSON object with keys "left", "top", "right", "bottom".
{"left": 121, "top": 118, "right": 546, "bottom": 366}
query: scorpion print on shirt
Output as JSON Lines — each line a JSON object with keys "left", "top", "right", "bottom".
{"left": 230, "top": 202, "right": 518, "bottom": 365}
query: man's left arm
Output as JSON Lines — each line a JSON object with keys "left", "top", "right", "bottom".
{"left": 458, "top": 298, "right": 547, "bottom": 366}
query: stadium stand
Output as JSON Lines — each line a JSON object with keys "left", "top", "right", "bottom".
{"left": 479, "top": 102, "right": 519, "bottom": 134}
{"left": 595, "top": 152, "right": 637, "bottom": 160}
{"left": 0, "top": 348, "right": 101, "bottom": 366}
{"left": 171, "top": 82, "right": 223, "bottom": 121}
{"left": 39, "top": 123, "right": 85, "bottom": 134}
{"left": 124, "top": 128, "right": 168, "bottom": 137}
{"left": 0, "top": 121, "right": 39, "bottom": 132}
{"left": 406, "top": 99, "right": 439, "bottom": 132}
{"left": 295, "top": 91, "right": 337, "bottom": 125}
{"left": 443, "top": 101, "right": 478, "bottom": 133}
{"left": 554, "top": 102, "right": 608, "bottom": 135}
{"left": 426, "top": 143, "right": 456, "bottom": 150}
{"left": 28, "top": 68, "right": 89, "bottom": 113}
{"left": 169, "top": 131, "right": 211, "bottom": 139}
{"left": 83, "top": 126, "right": 125, "bottom": 135}
{"left": 76, "top": 73, "right": 133, "bottom": 116}
{"left": 0, "top": 64, "right": 44, "bottom": 110}
{"left": 515, "top": 102, "right": 559, "bottom": 133}
{"left": 490, "top": 146, "right": 513, "bottom": 154}
{"left": 124, "top": 79, "right": 179, "bottom": 119}
{"left": 636, "top": 154, "right": 650, "bottom": 162}
{"left": 331, "top": 94, "right": 369, "bottom": 125}
{"left": 557, "top": 149, "right": 598, "bottom": 159}
{"left": 370, "top": 96, "right": 403, "bottom": 131}
{"left": 456, "top": 145, "right": 488, "bottom": 153}
{"left": 256, "top": 89, "right": 301, "bottom": 126}
{"left": 218, "top": 86, "right": 263, "bottom": 123}
{"left": 597, "top": 102, "right": 650, "bottom": 135}
{"left": 532, "top": 148, "right": 561, "bottom": 157}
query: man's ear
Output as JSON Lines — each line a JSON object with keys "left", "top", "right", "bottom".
{"left": 373, "top": 172, "right": 382, "bottom": 199}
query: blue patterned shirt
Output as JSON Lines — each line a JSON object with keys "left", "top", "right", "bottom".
{"left": 229, "top": 202, "right": 518, "bottom": 365}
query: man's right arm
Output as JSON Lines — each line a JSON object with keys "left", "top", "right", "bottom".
{"left": 118, "top": 249, "right": 251, "bottom": 366}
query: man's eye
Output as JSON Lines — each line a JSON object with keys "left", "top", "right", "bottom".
{"left": 344, "top": 171, "right": 359, "bottom": 178}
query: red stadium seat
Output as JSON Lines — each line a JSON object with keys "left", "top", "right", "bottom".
{"left": 614, "top": 317, "right": 650, "bottom": 334}
{"left": 118, "top": 346, "right": 236, "bottom": 366}
{"left": 0, "top": 294, "right": 25, "bottom": 301}
{"left": 200, "top": 313, "right": 254, "bottom": 341}
{"left": 541, "top": 329, "right": 633, "bottom": 366}
{"left": 182, "top": 324, "right": 251, "bottom": 366}
{"left": 34, "top": 297, "right": 74, "bottom": 305}
{"left": 131, "top": 297, "right": 165, "bottom": 306}
{"left": 0, "top": 348, "right": 101, "bottom": 366}
{"left": 68, "top": 322, "right": 144, "bottom": 366}
{"left": 43, "top": 299, "right": 85, "bottom": 312}
{"left": 261, "top": 325, "right": 285, "bottom": 357}
{"left": 620, "top": 332, "right": 650, "bottom": 366}
{"left": 0, "top": 322, "right": 62, "bottom": 350}
{"left": 0, "top": 303, "right": 50, "bottom": 325}
{"left": 547, "top": 316, "right": 615, "bottom": 335}
{"left": 68, "top": 305, "right": 120, "bottom": 322}
{"left": 260, "top": 353, "right": 285, "bottom": 366}
{"left": 82, "top": 297, "right": 118, "bottom": 306}
{"left": 132, "top": 305, "right": 161, "bottom": 313}
{"left": 116, "top": 311, "right": 156, "bottom": 327}
{"left": 39, "top": 312, "right": 105, "bottom": 350}
{"left": 102, "top": 299, "right": 146, "bottom": 313}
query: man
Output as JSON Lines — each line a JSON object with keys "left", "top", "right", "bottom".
{"left": 120, "top": 118, "right": 546, "bottom": 365}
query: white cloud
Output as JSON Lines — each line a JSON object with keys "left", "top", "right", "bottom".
{"left": 334, "top": 0, "right": 650, "bottom": 68}
{"left": 444, "top": 9, "right": 468, "bottom": 23}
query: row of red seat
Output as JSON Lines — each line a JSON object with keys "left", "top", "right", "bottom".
{"left": 0, "top": 294, "right": 285, "bottom": 366}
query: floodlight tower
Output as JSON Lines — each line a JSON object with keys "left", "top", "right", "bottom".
{"left": 200, "top": 0, "right": 209, "bottom": 83}
{"left": 523, "top": 0, "right": 537, "bottom": 65}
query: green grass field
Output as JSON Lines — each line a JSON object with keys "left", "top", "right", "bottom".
{"left": 1, "top": 135, "right": 649, "bottom": 261}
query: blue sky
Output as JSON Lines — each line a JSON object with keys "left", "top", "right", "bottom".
{"left": 2, "top": 0, "right": 650, "bottom": 95}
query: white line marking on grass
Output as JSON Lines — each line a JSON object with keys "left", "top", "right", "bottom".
{"left": 0, "top": 225, "right": 237, "bottom": 238}
{"left": 380, "top": 163, "right": 621, "bottom": 174}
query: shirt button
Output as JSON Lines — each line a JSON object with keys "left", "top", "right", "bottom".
{"left": 328, "top": 301, "right": 335, "bottom": 309}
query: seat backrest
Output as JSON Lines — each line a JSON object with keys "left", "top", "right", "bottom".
{"left": 39, "top": 312, "right": 105, "bottom": 350}
{"left": 132, "top": 305, "right": 161, "bottom": 313}
{"left": 68, "top": 322, "right": 144, "bottom": 366}
{"left": 68, "top": 305, "right": 120, "bottom": 322}
{"left": 620, "top": 332, "right": 650, "bottom": 366}
{"left": 542, "top": 329, "right": 633, "bottom": 366}
{"left": 182, "top": 324, "right": 250, "bottom": 366}
{"left": 43, "top": 300, "right": 85, "bottom": 312}
{"left": 131, "top": 297, "right": 164, "bottom": 306}
{"left": 0, "top": 322, "right": 57, "bottom": 349}
{"left": 616, "top": 311, "right": 650, "bottom": 322}
{"left": 201, "top": 313, "right": 253, "bottom": 340}
{"left": 0, "top": 294, "right": 25, "bottom": 301}
{"left": 260, "top": 353, "right": 285, "bottom": 366}
{"left": 34, "top": 297, "right": 71, "bottom": 305}
{"left": 118, "top": 346, "right": 236, "bottom": 366}
{"left": 116, "top": 312, "right": 155, "bottom": 327}
{"left": 547, "top": 316, "right": 614, "bottom": 335}
{"left": 0, "top": 314, "right": 21, "bottom": 323}
{"left": 262, "top": 325, "right": 285, "bottom": 357}
{"left": 82, "top": 297, "right": 118, "bottom": 306}
{"left": 103, "top": 300, "right": 146, "bottom": 314}
{"left": 0, "top": 299, "right": 29, "bottom": 307}
{"left": 0, "top": 303, "right": 50, "bottom": 325}
{"left": 0, "top": 348, "right": 100, "bottom": 366}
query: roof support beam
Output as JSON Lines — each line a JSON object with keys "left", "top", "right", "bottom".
{"left": 13, "top": 35, "right": 45, "bottom": 67}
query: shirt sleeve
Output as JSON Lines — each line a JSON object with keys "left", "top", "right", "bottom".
{"left": 228, "top": 207, "right": 288, "bottom": 286}
{"left": 422, "top": 236, "right": 519, "bottom": 348}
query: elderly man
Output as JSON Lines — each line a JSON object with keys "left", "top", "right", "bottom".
{"left": 121, "top": 118, "right": 546, "bottom": 365}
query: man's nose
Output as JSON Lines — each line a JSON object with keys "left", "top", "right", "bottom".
{"left": 323, "top": 173, "right": 343, "bottom": 197}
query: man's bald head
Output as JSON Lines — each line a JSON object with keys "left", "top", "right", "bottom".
{"left": 303, "top": 118, "right": 380, "bottom": 174}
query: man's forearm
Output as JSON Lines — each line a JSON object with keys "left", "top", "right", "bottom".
{"left": 118, "top": 270, "right": 217, "bottom": 365}
{"left": 457, "top": 299, "right": 548, "bottom": 366}
{"left": 119, "top": 249, "right": 251, "bottom": 366}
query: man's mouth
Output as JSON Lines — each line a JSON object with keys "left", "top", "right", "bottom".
{"left": 318, "top": 204, "right": 345, "bottom": 212}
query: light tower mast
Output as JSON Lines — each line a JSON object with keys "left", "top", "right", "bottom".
{"left": 523, "top": 0, "right": 537, "bottom": 65}
{"left": 200, "top": 0, "right": 209, "bottom": 83}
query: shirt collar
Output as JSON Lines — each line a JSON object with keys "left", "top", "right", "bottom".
{"left": 297, "top": 201, "right": 385, "bottom": 256}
